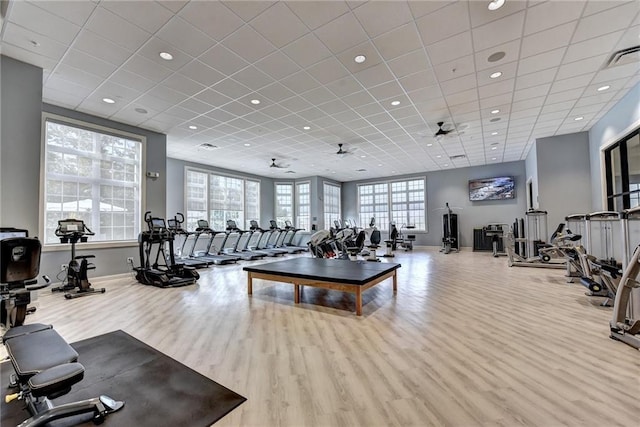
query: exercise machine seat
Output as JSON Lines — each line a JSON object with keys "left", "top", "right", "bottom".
{"left": 4, "top": 328, "right": 78, "bottom": 380}
{"left": 369, "top": 230, "right": 381, "bottom": 247}
{"left": 2, "top": 323, "right": 52, "bottom": 341}
{"left": 28, "top": 362, "right": 85, "bottom": 398}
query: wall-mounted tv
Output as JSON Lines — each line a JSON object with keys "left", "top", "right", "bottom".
{"left": 469, "top": 176, "right": 515, "bottom": 201}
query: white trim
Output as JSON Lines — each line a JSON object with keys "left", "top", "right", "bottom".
{"left": 599, "top": 123, "right": 640, "bottom": 209}
{"left": 40, "top": 113, "right": 146, "bottom": 246}
{"left": 43, "top": 241, "right": 139, "bottom": 252}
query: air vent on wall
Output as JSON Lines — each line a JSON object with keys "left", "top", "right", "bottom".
{"left": 197, "top": 143, "right": 219, "bottom": 151}
{"left": 450, "top": 154, "right": 466, "bottom": 160}
{"left": 603, "top": 45, "right": 640, "bottom": 69}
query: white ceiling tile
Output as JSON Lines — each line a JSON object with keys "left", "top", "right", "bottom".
{"left": 540, "top": 100, "right": 577, "bottom": 115}
{"left": 472, "top": 11, "right": 525, "bottom": 52}
{"left": 477, "top": 61, "right": 519, "bottom": 87}
{"left": 1, "top": 44, "right": 58, "bottom": 72}
{"left": 307, "top": 57, "right": 349, "bottom": 85}
{"left": 353, "top": 62, "right": 395, "bottom": 88}
{"left": 440, "top": 74, "right": 477, "bottom": 96}
{"left": 433, "top": 55, "right": 476, "bottom": 83}
{"left": 616, "top": 24, "right": 640, "bottom": 51}
{"left": 399, "top": 69, "right": 438, "bottom": 93}
{"left": 388, "top": 49, "right": 432, "bottom": 78}
{"left": 178, "top": 98, "right": 214, "bottom": 115}
{"left": 286, "top": 1, "right": 349, "bottom": 30}
{"left": 156, "top": 1, "right": 190, "bottom": 14}
{"left": 178, "top": 1, "right": 244, "bottom": 41}
{"left": 517, "top": 48, "right": 565, "bottom": 76}
{"left": 109, "top": 69, "right": 156, "bottom": 93}
{"left": 147, "top": 85, "right": 190, "bottom": 105}
{"left": 373, "top": 23, "right": 423, "bottom": 61}
{"left": 549, "top": 74, "right": 594, "bottom": 94}
{"left": 474, "top": 39, "right": 521, "bottom": 71}
{"left": 572, "top": 2, "right": 638, "bottom": 43}
{"left": 9, "top": 1, "right": 81, "bottom": 44}
{"left": 52, "top": 63, "right": 104, "bottom": 89}
{"left": 408, "top": 1, "right": 453, "bottom": 19}
{"left": 524, "top": 1, "right": 584, "bottom": 36}
{"left": 137, "top": 37, "right": 193, "bottom": 71}
{"left": 199, "top": 44, "right": 249, "bottom": 76}
{"left": 73, "top": 29, "right": 134, "bottom": 67}
{"left": 281, "top": 33, "right": 333, "bottom": 68}
{"left": 163, "top": 73, "right": 206, "bottom": 96}
{"left": 478, "top": 78, "right": 515, "bottom": 99}
{"left": 136, "top": 93, "right": 177, "bottom": 112}
{"left": 514, "top": 67, "right": 558, "bottom": 91}
{"left": 224, "top": 24, "right": 276, "bottom": 62}
{"left": 545, "top": 87, "right": 586, "bottom": 105}
{"left": 416, "top": 1, "right": 470, "bottom": 45}
{"left": 100, "top": 0, "right": 173, "bottom": 33}
{"left": 426, "top": 31, "right": 473, "bottom": 65}
{"left": 85, "top": 6, "right": 150, "bottom": 51}
{"left": 221, "top": 1, "right": 276, "bottom": 23}
{"left": 445, "top": 89, "right": 477, "bottom": 107}
{"left": 407, "top": 86, "right": 445, "bottom": 103}
{"left": 2, "top": 23, "right": 68, "bottom": 61}
{"left": 352, "top": 1, "right": 413, "bottom": 39}
{"left": 521, "top": 22, "right": 577, "bottom": 59}
{"left": 231, "top": 66, "right": 274, "bottom": 91}
{"left": 257, "top": 82, "right": 296, "bottom": 103}
{"left": 61, "top": 49, "right": 117, "bottom": 78}
{"left": 555, "top": 54, "right": 608, "bottom": 80}
{"left": 179, "top": 60, "right": 225, "bottom": 87}
{"left": 468, "top": 0, "right": 527, "bottom": 28}
{"left": 46, "top": 75, "right": 95, "bottom": 98}
{"left": 336, "top": 41, "right": 384, "bottom": 74}
{"left": 367, "top": 81, "right": 406, "bottom": 102}
{"left": 513, "top": 84, "right": 551, "bottom": 102}
{"left": 155, "top": 16, "right": 216, "bottom": 57}
{"left": 564, "top": 30, "right": 624, "bottom": 64}
{"left": 256, "top": 51, "right": 300, "bottom": 81}
{"left": 313, "top": 11, "right": 369, "bottom": 54}
{"left": 211, "top": 78, "right": 251, "bottom": 100}
{"left": 591, "top": 61, "right": 640, "bottom": 84}
{"left": 511, "top": 96, "right": 546, "bottom": 112}
{"left": 121, "top": 55, "right": 173, "bottom": 83}
{"left": 28, "top": 0, "right": 97, "bottom": 27}
{"left": 251, "top": 2, "right": 308, "bottom": 48}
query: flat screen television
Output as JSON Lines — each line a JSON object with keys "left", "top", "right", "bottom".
{"left": 469, "top": 176, "right": 515, "bottom": 201}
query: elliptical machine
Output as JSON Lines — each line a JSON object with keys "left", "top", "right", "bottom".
{"left": 52, "top": 219, "right": 105, "bottom": 299}
{"left": 134, "top": 212, "right": 199, "bottom": 288}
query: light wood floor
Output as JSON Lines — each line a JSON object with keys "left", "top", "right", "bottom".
{"left": 3, "top": 248, "right": 640, "bottom": 426}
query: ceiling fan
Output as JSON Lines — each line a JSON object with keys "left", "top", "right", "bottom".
{"left": 336, "top": 143, "right": 354, "bottom": 155}
{"left": 434, "top": 122, "right": 455, "bottom": 137}
{"left": 269, "top": 158, "right": 288, "bottom": 169}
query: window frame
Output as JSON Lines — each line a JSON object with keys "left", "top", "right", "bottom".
{"left": 357, "top": 177, "right": 427, "bottom": 232}
{"left": 295, "top": 181, "right": 311, "bottom": 231}
{"left": 274, "top": 182, "right": 294, "bottom": 228}
{"left": 184, "top": 166, "right": 261, "bottom": 231}
{"left": 39, "top": 113, "right": 146, "bottom": 251}
{"left": 603, "top": 127, "right": 640, "bottom": 211}
{"left": 323, "top": 182, "right": 341, "bottom": 230}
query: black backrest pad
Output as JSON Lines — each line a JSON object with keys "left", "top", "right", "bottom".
{"left": 1, "top": 237, "right": 41, "bottom": 283}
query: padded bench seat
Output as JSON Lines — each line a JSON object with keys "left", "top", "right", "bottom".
{"left": 2, "top": 323, "right": 52, "bottom": 342}
{"left": 4, "top": 327, "right": 78, "bottom": 379}
{"left": 28, "top": 362, "right": 85, "bottom": 398}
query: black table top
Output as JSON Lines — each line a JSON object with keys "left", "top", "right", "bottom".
{"left": 243, "top": 257, "right": 401, "bottom": 285}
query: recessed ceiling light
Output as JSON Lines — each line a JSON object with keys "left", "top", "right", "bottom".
{"left": 188, "top": 125, "right": 198, "bottom": 130}
{"left": 360, "top": 155, "right": 366, "bottom": 158}
{"left": 159, "top": 52, "right": 173, "bottom": 61}
{"left": 491, "top": 146, "right": 498, "bottom": 150}
{"left": 303, "top": 126, "right": 311, "bottom": 130}
{"left": 244, "top": 143, "right": 251, "bottom": 147}
{"left": 102, "top": 98, "right": 115, "bottom": 104}
{"left": 354, "top": 55, "right": 366, "bottom": 64}
{"left": 427, "top": 143, "right": 433, "bottom": 147}
{"left": 436, "top": 155, "right": 442, "bottom": 158}
{"left": 378, "top": 164, "right": 382, "bottom": 167}
{"left": 443, "top": 164, "right": 449, "bottom": 167}
{"left": 491, "top": 109, "right": 500, "bottom": 114}
{"left": 487, "top": 51, "right": 506, "bottom": 63}
{"left": 250, "top": 99, "right": 260, "bottom": 105}
{"left": 492, "top": 157, "right": 497, "bottom": 161}
{"left": 491, "top": 131, "right": 498, "bottom": 135}
{"left": 597, "top": 85, "right": 610, "bottom": 92}
{"left": 574, "top": 116, "right": 584, "bottom": 121}
{"left": 488, "top": 0, "right": 505, "bottom": 11}
{"left": 392, "top": 171, "right": 396, "bottom": 174}
{"left": 134, "top": 108, "right": 148, "bottom": 114}
{"left": 391, "top": 100, "right": 400, "bottom": 106}
{"left": 490, "top": 71, "right": 503, "bottom": 79}
{"left": 331, "top": 171, "right": 336, "bottom": 174}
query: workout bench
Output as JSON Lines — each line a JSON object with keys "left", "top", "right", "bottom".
{"left": 3, "top": 323, "right": 124, "bottom": 427}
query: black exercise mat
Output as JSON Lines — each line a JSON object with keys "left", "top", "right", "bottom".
{"left": 1, "top": 330, "right": 246, "bottom": 426}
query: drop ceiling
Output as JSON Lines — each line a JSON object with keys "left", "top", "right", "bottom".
{"left": 1, "top": 0, "right": 639, "bottom": 181}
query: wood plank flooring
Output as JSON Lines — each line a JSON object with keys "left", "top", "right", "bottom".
{"left": 2, "top": 248, "right": 639, "bottom": 426}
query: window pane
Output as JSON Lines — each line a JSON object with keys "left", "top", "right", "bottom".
{"left": 323, "top": 183, "right": 341, "bottom": 229}
{"left": 44, "top": 120, "right": 142, "bottom": 244}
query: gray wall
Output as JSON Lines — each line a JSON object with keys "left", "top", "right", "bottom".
{"left": 0, "top": 56, "right": 168, "bottom": 278}
{"left": 343, "top": 161, "right": 528, "bottom": 247}
{"left": 536, "top": 132, "right": 592, "bottom": 229}
{"left": 525, "top": 142, "right": 538, "bottom": 209}
{"left": 0, "top": 56, "right": 42, "bottom": 230}
{"left": 589, "top": 82, "right": 640, "bottom": 211}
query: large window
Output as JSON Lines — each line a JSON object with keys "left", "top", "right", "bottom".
{"left": 43, "top": 116, "right": 144, "bottom": 245}
{"left": 185, "top": 168, "right": 260, "bottom": 231}
{"left": 605, "top": 128, "right": 640, "bottom": 210}
{"left": 323, "top": 183, "right": 341, "bottom": 229}
{"left": 275, "top": 183, "right": 293, "bottom": 227}
{"left": 296, "top": 182, "right": 310, "bottom": 231}
{"left": 358, "top": 178, "right": 426, "bottom": 231}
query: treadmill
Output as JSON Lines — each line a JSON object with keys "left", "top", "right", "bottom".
{"left": 192, "top": 220, "right": 241, "bottom": 265}
{"left": 248, "top": 220, "right": 287, "bottom": 257}
{"left": 167, "top": 215, "right": 210, "bottom": 269}
{"left": 268, "top": 220, "right": 305, "bottom": 253}
{"left": 225, "top": 220, "right": 266, "bottom": 260}
{"left": 283, "top": 220, "right": 309, "bottom": 251}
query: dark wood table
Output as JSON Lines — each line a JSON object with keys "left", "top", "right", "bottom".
{"left": 243, "top": 258, "right": 400, "bottom": 315}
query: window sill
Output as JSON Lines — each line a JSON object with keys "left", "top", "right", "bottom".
{"left": 43, "top": 241, "right": 139, "bottom": 252}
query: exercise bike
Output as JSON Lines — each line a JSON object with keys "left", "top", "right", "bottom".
{"left": 52, "top": 219, "right": 105, "bottom": 299}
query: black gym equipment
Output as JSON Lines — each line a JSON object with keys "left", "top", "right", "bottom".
{"left": 1, "top": 232, "right": 50, "bottom": 328}
{"left": 52, "top": 219, "right": 106, "bottom": 299}
{"left": 134, "top": 212, "right": 199, "bottom": 288}
{"left": 2, "top": 323, "right": 125, "bottom": 426}
{"left": 225, "top": 220, "right": 267, "bottom": 260}
{"left": 192, "top": 220, "right": 241, "bottom": 264}
{"left": 440, "top": 203, "right": 459, "bottom": 254}
{"left": 167, "top": 213, "right": 211, "bottom": 269}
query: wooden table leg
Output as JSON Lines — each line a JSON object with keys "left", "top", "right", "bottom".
{"left": 294, "top": 284, "right": 300, "bottom": 304}
{"left": 355, "top": 288, "right": 362, "bottom": 316}
{"left": 393, "top": 271, "right": 397, "bottom": 294}
{"left": 247, "top": 273, "right": 253, "bottom": 295}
